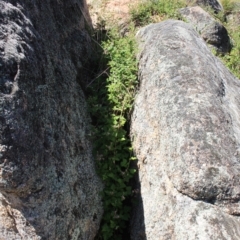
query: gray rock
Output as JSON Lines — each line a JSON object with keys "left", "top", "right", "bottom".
{"left": 131, "top": 20, "right": 240, "bottom": 239}
{"left": 187, "top": 0, "right": 223, "bottom": 13}
{"left": 0, "top": 1, "right": 102, "bottom": 239}
{"left": 180, "top": 6, "right": 232, "bottom": 53}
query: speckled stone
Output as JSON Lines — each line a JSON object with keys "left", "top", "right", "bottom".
{"left": 131, "top": 20, "right": 240, "bottom": 240}
{"left": 0, "top": 1, "right": 102, "bottom": 239}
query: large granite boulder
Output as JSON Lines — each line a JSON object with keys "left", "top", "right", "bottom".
{"left": 179, "top": 6, "right": 232, "bottom": 54}
{"left": 131, "top": 20, "right": 240, "bottom": 239}
{"left": 0, "top": 1, "right": 102, "bottom": 239}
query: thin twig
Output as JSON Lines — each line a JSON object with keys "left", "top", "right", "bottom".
{"left": 86, "top": 67, "right": 110, "bottom": 87}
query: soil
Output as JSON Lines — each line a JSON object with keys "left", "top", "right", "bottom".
{"left": 87, "top": 0, "right": 141, "bottom": 27}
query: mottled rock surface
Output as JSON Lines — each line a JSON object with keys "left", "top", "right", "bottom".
{"left": 131, "top": 20, "right": 240, "bottom": 239}
{"left": 0, "top": 0, "right": 102, "bottom": 239}
{"left": 180, "top": 6, "right": 231, "bottom": 53}
{"left": 187, "top": 0, "right": 223, "bottom": 13}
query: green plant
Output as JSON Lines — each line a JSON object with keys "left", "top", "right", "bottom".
{"left": 221, "top": 26, "right": 240, "bottom": 78}
{"left": 220, "top": 0, "right": 236, "bottom": 13}
{"left": 130, "top": 0, "right": 184, "bottom": 26}
{"left": 87, "top": 25, "right": 138, "bottom": 240}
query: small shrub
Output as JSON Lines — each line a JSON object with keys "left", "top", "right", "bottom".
{"left": 222, "top": 26, "right": 240, "bottom": 78}
{"left": 87, "top": 25, "right": 138, "bottom": 240}
{"left": 221, "top": 0, "right": 236, "bottom": 14}
{"left": 130, "top": 0, "right": 184, "bottom": 26}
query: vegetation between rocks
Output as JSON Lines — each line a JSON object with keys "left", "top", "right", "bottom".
{"left": 221, "top": 0, "right": 238, "bottom": 13}
{"left": 130, "top": 0, "right": 184, "bottom": 26}
{"left": 87, "top": 26, "right": 138, "bottom": 239}
{"left": 204, "top": 0, "right": 240, "bottom": 78}
{"left": 222, "top": 26, "right": 240, "bottom": 78}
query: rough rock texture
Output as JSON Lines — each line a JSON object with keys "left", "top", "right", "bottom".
{"left": 187, "top": 0, "right": 223, "bottom": 13}
{"left": 0, "top": 1, "right": 102, "bottom": 239}
{"left": 131, "top": 20, "right": 240, "bottom": 239}
{"left": 180, "top": 6, "right": 231, "bottom": 54}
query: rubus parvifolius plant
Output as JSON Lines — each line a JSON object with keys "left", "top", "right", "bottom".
{"left": 87, "top": 25, "right": 138, "bottom": 240}
{"left": 222, "top": 26, "right": 240, "bottom": 79}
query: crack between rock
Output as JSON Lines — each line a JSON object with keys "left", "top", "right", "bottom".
{"left": 6, "top": 206, "right": 20, "bottom": 235}
{"left": 173, "top": 186, "right": 240, "bottom": 217}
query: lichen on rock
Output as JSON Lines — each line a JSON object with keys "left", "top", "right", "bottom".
{"left": 131, "top": 20, "right": 240, "bottom": 239}
{"left": 0, "top": 1, "right": 102, "bottom": 239}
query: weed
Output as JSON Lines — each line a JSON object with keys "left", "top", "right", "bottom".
{"left": 220, "top": 0, "right": 237, "bottom": 14}
{"left": 87, "top": 25, "right": 138, "bottom": 240}
{"left": 221, "top": 26, "right": 240, "bottom": 78}
{"left": 130, "top": 0, "right": 185, "bottom": 27}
